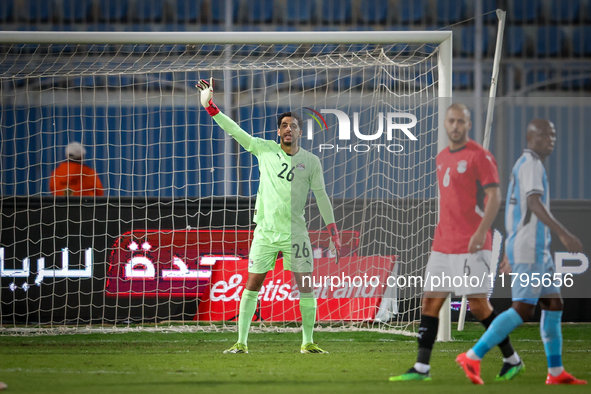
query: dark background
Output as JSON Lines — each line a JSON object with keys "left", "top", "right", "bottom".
{"left": 1, "top": 196, "right": 590, "bottom": 324}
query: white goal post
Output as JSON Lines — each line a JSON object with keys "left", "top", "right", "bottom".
{"left": 0, "top": 30, "right": 452, "bottom": 335}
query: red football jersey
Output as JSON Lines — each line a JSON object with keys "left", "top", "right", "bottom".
{"left": 432, "top": 140, "right": 499, "bottom": 254}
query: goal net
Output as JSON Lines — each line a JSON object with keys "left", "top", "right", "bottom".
{"left": 0, "top": 31, "right": 451, "bottom": 334}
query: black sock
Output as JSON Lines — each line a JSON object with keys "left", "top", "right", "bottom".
{"left": 417, "top": 314, "right": 439, "bottom": 365}
{"left": 480, "top": 309, "right": 516, "bottom": 359}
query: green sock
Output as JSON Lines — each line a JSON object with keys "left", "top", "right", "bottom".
{"left": 299, "top": 292, "right": 317, "bottom": 345}
{"left": 237, "top": 289, "right": 259, "bottom": 346}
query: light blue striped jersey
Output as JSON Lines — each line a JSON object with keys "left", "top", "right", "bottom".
{"left": 505, "top": 149, "right": 551, "bottom": 265}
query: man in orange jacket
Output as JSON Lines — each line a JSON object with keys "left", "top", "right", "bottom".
{"left": 50, "top": 142, "right": 104, "bottom": 196}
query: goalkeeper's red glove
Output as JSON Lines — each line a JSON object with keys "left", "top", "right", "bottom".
{"left": 196, "top": 77, "right": 220, "bottom": 116}
{"left": 327, "top": 223, "right": 341, "bottom": 264}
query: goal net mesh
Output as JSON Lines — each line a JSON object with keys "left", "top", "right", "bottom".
{"left": 0, "top": 37, "right": 441, "bottom": 334}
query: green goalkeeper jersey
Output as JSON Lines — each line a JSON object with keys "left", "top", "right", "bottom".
{"left": 212, "top": 112, "right": 335, "bottom": 236}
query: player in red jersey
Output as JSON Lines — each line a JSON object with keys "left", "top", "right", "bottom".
{"left": 390, "top": 104, "right": 522, "bottom": 382}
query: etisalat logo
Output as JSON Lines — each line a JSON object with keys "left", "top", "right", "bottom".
{"left": 304, "top": 108, "right": 418, "bottom": 153}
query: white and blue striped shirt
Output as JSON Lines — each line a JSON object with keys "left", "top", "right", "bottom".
{"left": 505, "top": 149, "right": 551, "bottom": 265}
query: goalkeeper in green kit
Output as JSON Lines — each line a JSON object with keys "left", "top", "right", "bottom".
{"left": 197, "top": 78, "right": 341, "bottom": 354}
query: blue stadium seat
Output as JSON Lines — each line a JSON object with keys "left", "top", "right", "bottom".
{"left": 332, "top": 73, "right": 351, "bottom": 91}
{"left": 133, "top": 0, "right": 165, "bottom": 23}
{"left": 70, "top": 75, "right": 103, "bottom": 88}
{"left": 511, "top": 0, "right": 542, "bottom": 23}
{"left": 232, "top": 72, "right": 249, "bottom": 91}
{"left": 453, "top": 71, "right": 472, "bottom": 89}
{"left": 23, "top": 0, "right": 52, "bottom": 22}
{"left": 175, "top": 0, "right": 203, "bottom": 23}
{"left": 0, "top": 0, "right": 14, "bottom": 23}
{"left": 265, "top": 70, "right": 288, "bottom": 90}
{"left": 142, "top": 72, "right": 175, "bottom": 91}
{"left": 296, "top": 69, "right": 328, "bottom": 91}
{"left": 358, "top": 0, "right": 388, "bottom": 24}
{"left": 322, "top": 0, "right": 351, "bottom": 24}
{"left": 560, "top": 69, "right": 591, "bottom": 90}
{"left": 526, "top": 68, "right": 555, "bottom": 87}
{"left": 399, "top": 0, "right": 425, "bottom": 24}
{"left": 99, "top": 0, "right": 129, "bottom": 22}
{"left": 285, "top": 0, "right": 315, "bottom": 24}
{"left": 506, "top": 26, "right": 526, "bottom": 56}
{"left": 233, "top": 70, "right": 264, "bottom": 91}
{"left": 536, "top": 26, "right": 565, "bottom": 57}
{"left": 461, "top": 26, "right": 489, "bottom": 56}
{"left": 437, "top": 0, "right": 466, "bottom": 25}
{"left": 573, "top": 26, "right": 591, "bottom": 56}
{"left": 181, "top": 71, "right": 199, "bottom": 90}
{"left": 551, "top": 0, "right": 580, "bottom": 23}
{"left": 350, "top": 71, "right": 375, "bottom": 90}
{"left": 244, "top": 0, "right": 274, "bottom": 23}
{"left": 107, "top": 74, "right": 133, "bottom": 89}
{"left": 145, "top": 74, "right": 166, "bottom": 91}
{"left": 210, "top": 0, "right": 239, "bottom": 23}
{"left": 131, "top": 74, "right": 149, "bottom": 89}
{"left": 61, "top": 0, "right": 92, "bottom": 23}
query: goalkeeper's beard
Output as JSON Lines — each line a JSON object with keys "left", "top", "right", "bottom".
{"left": 280, "top": 136, "right": 294, "bottom": 147}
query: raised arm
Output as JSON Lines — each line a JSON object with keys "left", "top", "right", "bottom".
{"left": 196, "top": 78, "right": 253, "bottom": 151}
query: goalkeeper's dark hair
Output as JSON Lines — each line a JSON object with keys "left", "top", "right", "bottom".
{"left": 277, "top": 112, "right": 304, "bottom": 129}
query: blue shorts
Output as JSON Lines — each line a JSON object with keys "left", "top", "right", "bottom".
{"left": 511, "top": 252, "right": 561, "bottom": 305}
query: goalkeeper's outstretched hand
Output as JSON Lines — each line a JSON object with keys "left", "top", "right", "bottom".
{"left": 327, "top": 223, "right": 341, "bottom": 264}
{"left": 196, "top": 77, "right": 219, "bottom": 116}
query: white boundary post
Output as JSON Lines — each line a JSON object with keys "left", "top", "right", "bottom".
{"left": 457, "top": 9, "right": 506, "bottom": 332}
{"left": 222, "top": 0, "right": 235, "bottom": 195}
{"left": 483, "top": 10, "right": 507, "bottom": 149}
{"left": 436, "top": 34, "right": 453, "bottom": 342}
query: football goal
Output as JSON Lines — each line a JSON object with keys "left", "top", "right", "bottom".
{"left": 0, "top": 30, "right": 452, "bottom": 335}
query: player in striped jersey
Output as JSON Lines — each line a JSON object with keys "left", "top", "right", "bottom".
{"left": 197, "top": 78, "right": 341, "bottom": 354}
{"left": 456, "top": 119, "right": 587, "bottom": 385}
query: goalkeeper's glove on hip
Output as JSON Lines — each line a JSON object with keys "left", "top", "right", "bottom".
{"left": 196, "top": 77, "right": 220, "bottom": 116}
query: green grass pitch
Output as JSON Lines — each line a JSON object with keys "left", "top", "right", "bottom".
{"left": 1, "top": 322, "right": 590, "bottom": 394}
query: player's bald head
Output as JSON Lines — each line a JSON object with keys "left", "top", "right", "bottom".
{"left": 526, "top": 119, "right": 556, "bottom": 159}
{"left": 526, "top": 119, "right": 555, "bottom": 141}
{"left": 446, "top": 103, "right": 471, "bottom": 121}
{"left": 444, "top": 103, "right": 472, "bottom": 147}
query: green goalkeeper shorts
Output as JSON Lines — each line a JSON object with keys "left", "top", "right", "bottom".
{"left": 248, "top": 227, "right": 313, "bottom": 274}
